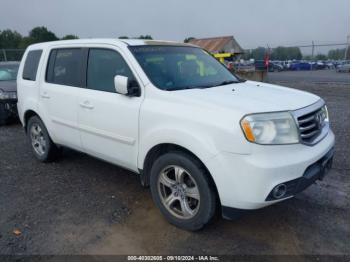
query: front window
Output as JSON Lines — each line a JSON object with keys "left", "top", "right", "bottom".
{"left": 0, "top": 64, "right": 19, "bottom": 81}
{"left": 129, "top": 45, "right": 239, "bottom": 90}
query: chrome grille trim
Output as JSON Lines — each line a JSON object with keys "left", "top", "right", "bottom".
{"left": 291, "top": 99, "right": 329, "bottom": 146}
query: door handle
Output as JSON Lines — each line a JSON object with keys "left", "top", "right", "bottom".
{"left": 79, "top": 101, "right": 94, "bottom": 109}
{"left": 41, "top": 92, "right": 50, "bottom": 99}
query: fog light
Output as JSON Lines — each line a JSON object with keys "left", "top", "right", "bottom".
{"left": 272, "top": 184, "right": 287, "bottom": 199}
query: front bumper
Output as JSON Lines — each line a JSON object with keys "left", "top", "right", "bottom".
{"left": 265, "top": 147, "right": 334, "bottom": 201}
{"left": 0, "top": 100, "right": 18, "bottom": 122}
{"left": 204, "top": 130, "right": 335, "bottom": 211}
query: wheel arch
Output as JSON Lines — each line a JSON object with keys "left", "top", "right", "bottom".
{"left": 140, "top": 143, "right": 221, "bottom": 208}
{"left": 23, "top": 109, "right": 41, "bottom": 132}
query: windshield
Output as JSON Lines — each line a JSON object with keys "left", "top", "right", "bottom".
{"left": 0, "top": 64, "right": 19, "bottom": 81}
{"left": 129, "top": 46, "right": 239, "bottom": 90}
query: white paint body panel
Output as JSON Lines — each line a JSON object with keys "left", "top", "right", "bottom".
{"left": 17, "top": 39, "right": 335, "bottom": 210}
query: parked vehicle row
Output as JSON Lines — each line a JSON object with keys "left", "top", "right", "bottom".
{"left": 336, "top": 63, "right": 350, "bottom": 73}
{"left": 0, "top": 62, "right": 20, "bottom": 124}
{"left": 234, "top": 59, "right": 350, "bottom": 72}
{"left": 16, "top": 39, "right": 334, "bottom": 230}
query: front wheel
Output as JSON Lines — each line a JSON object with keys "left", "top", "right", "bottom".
{"left": 150, "top": 152, "right": 217, "bottom": 231}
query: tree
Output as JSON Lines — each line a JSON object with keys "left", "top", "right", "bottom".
{"left": 303, "top": 55, "right": 313, "bottom": 60}
{"left": 29, "top": 26, "right": 58, "bottom": 44}
{"left": 18, "top": 37, "right": 34, "bottom": 49}
{"left": 137, "top": 35, "right": 153, "bottom": 40}
{"left": 0, "top": 29, "right": 23, "bottom": 48}
{"left": 250, "top": 47, "right": 266, "bottom": 60}
{"left": 184, "top": 37, "right": 195, "bottom": 43}
{"left": 270, "top": 46, "right": 302, "bottom": 60}
{"left": 328, "top": 48, "right": 349, "bottom": 60}
{"left": 118, "top": 36, "right": 129, "bottom": 39}
{"left": 315, "top": 54, "right": 327, "bottom": 60}
{"left": 61, "top": 34, "right": 79, "bottom": 40}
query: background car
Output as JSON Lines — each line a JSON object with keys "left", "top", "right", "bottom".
{"left": 0, "top": 61, "right": 20, "bottom": 125}
{"left": 336, "top": 63, "right": 350, "bottom": 73}
{"left": 290, "top": 61, "right": 312, "bottom": 71}
{"left": 268, "top": 62, "right": 284, "bottom": 72}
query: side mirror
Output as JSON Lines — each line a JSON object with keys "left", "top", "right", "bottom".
{"left": 114, "top": 75, "right": 141, "bottom": 97}
{"left": 114, "top": 75, "right": 128, "bottom": 95}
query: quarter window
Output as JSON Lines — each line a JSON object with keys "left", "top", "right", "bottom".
{"left": 22, "top": 50, "right": 42, "bottom": 81}
{"left": 47, "top": 49, "right": 82, "bottom": 87}
{"left": 87, "top": 49, "right": 136, "bottom": 93}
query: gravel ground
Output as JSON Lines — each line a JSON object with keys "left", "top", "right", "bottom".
{"left": 268, "top": 70, "right": 350, "bottom": 84}
{"left": 0, "top": 81, "right": 349, "bottom": 256}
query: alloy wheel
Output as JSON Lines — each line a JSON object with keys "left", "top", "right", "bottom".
{"left": 157, "top": 165, "right": 200, "bottom": 219}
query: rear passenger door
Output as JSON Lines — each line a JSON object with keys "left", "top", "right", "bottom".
{"left": 78, "top": 47, "right": 142, "bottom": 171}
{"left": 40, "top": 48, "right": 84, "bottom": 150}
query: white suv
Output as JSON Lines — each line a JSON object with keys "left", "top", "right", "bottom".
{"left": 17, "top": 39, "right": 335, "bottom": 230}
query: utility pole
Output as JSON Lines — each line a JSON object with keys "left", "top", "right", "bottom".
{"left": 311, "top": 41, "right": 315, "bottom": 70}
{"left": 2, "top": 49, "right": 7, "bottom": 62}
{"left": 344, "top": 35, "right": 350, "bottom": 60}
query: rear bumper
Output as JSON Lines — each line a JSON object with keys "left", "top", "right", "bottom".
{"left": 205, "top": 130, "right": 335, "bottom": 211}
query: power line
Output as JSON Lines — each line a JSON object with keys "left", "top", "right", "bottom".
{"left": 245, "top": 42, "right": 349, "bottom": 51}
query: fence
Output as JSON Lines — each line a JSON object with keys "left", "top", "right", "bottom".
{"left": 0, "top": 49, "right": 25, "bottom": 62}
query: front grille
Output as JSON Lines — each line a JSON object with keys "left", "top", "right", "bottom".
{"left": 297, "top": 107, "right": 324, "bottom": 144}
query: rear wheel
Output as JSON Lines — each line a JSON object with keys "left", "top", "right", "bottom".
{"left": 150, "top": 152, "right": 217, "bottom": 231}
{"left": 27, "top": 116, "right": 61, "bottom": 162}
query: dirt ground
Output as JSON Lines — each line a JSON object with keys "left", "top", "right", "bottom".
{"left": 0, "top": 78, "right": 349, "bottom": 256}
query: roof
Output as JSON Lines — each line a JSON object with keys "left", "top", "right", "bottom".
{"left": 26, "top": 38, "right": 193, "bottom": 50}
{"left": 188, "top": 36, "right": 244, "bottom": 54}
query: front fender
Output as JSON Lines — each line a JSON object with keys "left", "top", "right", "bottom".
{"left": 138, "top": 126, "right": 219, "bottom": 169}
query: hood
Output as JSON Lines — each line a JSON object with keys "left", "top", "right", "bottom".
{"left": 169, "top": 80, "right": 320, "bottom": 115}
{"left": 0, "top": 80, "right": 17, "bottom": 92}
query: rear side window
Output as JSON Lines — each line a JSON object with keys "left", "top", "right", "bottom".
{"left": 22, "top": 50, "right": 42, "bottom": 81}
{"left": 87, "top": 49, "right": 136, "bottom": 93}
{"left": 46, "top": 48, "right": 82, "bottom": 87}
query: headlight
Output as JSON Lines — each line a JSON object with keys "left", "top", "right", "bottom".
{"left": 0, "top": 89, "right": 17, "bottom": 100}
{"left": 240, "top": 112, "right": 299, "bottom": 145}
{"left": 320, "top": 105, "right": 329, "bottom": 124}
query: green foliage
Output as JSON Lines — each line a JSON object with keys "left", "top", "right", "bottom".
{"left": 315, "top": 54, "right": 327, "bottom": 60}
{"left": 61, "top": 34, "right": 79, "bottom": 40}
{"left": 270, "top": 46, "right": 302, "bottom": 60}
{"left": 244, "top": 46, "right": 303, "bottom": 60}
{"left": 303, "top": 55, "right": 312, "bottom": 60}
{"left": 252, "top": 47, "right": 266, "bottom": 60}
{"left": 137, "top": 35, "right": 153, "bottom": 40}
{"left": 184, "top": 37, "right": 195, "bottom": 43}
{"left": 18, "top": 37, "right": 33, "bottom": 49}
{"left": 29, "top": 26, "right": 58, "bottom": 43}
{"left": 0, "top": 29, "right": 22, "bottom": 48}
{"left": 328, "top": 48, "right": 349, "bottom": 60}
{"left": 0, "top": 26, "right": 77, "bottom": 50}
{"left": 242, "top": 47, "right": 266, "bottom": 60}
{"left": 118, "top": 35, "right": 153, "bottom": 40}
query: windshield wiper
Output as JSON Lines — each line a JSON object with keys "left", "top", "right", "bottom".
{"left": 211, "top": 80, "right": 239, "bottom": 87}
{"left": 163, "top": 85, "right": 206, "bottom": 91}
{"left": 163, "top": 81, "right": 239, "bottom": 91}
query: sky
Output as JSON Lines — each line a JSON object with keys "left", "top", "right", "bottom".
{"left": 1, "top": 0, "right": 349, "bottom": 54}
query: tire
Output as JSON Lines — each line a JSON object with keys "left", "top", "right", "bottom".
{"left": 0, "top": 103, "right": 9, "bottom": 126}
{"left": 0, "top": 118, "right": 7, "bottom": 126}
{"left": 150, "top": 152, "right": 217, "bottom": 231}
{"left": 27, "top": 116, "right": 61, "bottom": 162}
